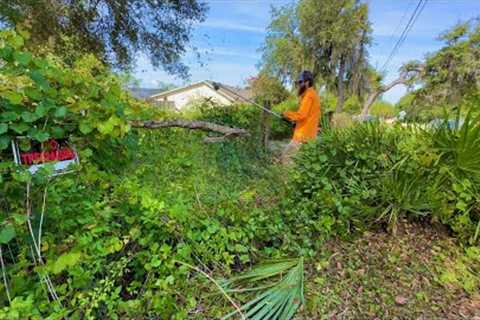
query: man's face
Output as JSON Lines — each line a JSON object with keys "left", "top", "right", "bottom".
{"left": 297, "top": 80, "right": 308, "bottom": 96}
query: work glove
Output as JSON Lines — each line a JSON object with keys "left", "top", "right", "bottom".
{"left": 282, "top": 115, "right": 294, "bottom": 127}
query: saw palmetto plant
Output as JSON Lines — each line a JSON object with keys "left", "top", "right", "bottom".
{"left": 221, "top": 258, "right": 304, "bottom": 320}
{"left": 427, "top": 109, "right": 480, "bottom": 184}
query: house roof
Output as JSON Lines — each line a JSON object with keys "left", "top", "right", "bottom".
{"left": 127, "top": 87, "right": 166, "bottom": 99}
{"left": 148, "top": 80, "right": 253, "bottom": 103}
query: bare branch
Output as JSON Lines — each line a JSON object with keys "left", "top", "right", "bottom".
{"left": 130, "top": 119, "right": 249, "bottom": 143}
{"left": 360, "top": 64, "right": 424, "bottom": 116}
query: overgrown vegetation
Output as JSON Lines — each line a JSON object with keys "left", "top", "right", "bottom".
{"left": 0, "top": 6, "right": 479, "bottom": 320}
{"left": 292, "top": 114, "right": 480, "bottom": 243}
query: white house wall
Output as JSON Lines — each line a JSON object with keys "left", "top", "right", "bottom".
{"left": 153, "top": 84, "right": 233, "bottom": 110}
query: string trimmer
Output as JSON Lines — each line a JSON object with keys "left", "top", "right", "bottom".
{"left": 211, "top": 82, "right": 293, "bottom": 126}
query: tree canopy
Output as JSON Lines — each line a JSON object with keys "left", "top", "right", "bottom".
{"left": 248, "top": 73, "right": 289, "bottom": 105}
{"left": 261, "top": 0, "right": 371, "bottom": 112}
{"left": 0, "top": 0, "right": 207, "bottom": 76}
{"left": 416, "top": 19, "right": 480, "bottom": 107}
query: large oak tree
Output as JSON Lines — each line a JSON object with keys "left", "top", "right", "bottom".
{"left": 261, "top": 0, "right": 371, "bottom": 112}
{"left": 0, "top": 0, "right": 207, "bottom": 76}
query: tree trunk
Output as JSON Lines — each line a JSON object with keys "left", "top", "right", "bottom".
{"left": 361, "top": 91, "right": 383, "bottom": 116}
{"left": 336, "top": 57, "right": 346, "bottom": 113}
{"left": 360, "top": 64, "right": 424, "bottom": 116}
{"left": 361, "top": 76, "right": 408, "bottom": 116}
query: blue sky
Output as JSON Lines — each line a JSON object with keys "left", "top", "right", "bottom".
{"left": 133, "top": 0, "right": 480, "bottom": 103}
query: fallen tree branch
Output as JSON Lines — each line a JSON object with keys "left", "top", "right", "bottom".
{"left": 130, "top": 119, "right": 249, "bottom": 143}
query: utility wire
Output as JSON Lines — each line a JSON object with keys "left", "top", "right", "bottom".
{"left": 402, "top": 0, "right": 428, "bottom": 45}
{"left": 381, "top": 0, "right": 423, "bottom": 72}
{"left": 380, "top": 0, "right": 428, "bottom": 73}
{"left": 387, "top": 0, "right": 416, "bottom": 45}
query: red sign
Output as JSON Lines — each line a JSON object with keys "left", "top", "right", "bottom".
{"left": 19, "top": 140, "right": 76, "bottom": 165}
{"left": 12, "top": 138, "right": 79, "bottom": 176}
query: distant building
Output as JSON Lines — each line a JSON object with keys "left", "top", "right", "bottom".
{"left": 127, "top": 87, "right": 166, "bottom": 100}
{"left": 147, "top": 81, "right": 252, "bottom": 111}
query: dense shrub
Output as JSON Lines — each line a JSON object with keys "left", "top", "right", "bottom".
{"left": 0, "top": 128, "right": 293, "bottom": 318}
{"left": 0, "top": 30, "right": 285, "bottom": 318}
{"left": 289, "top": 118, "right": 480, "bottom": 243}
{"left": 370, "top": 100, "right": 395, "bottom": 118}
{"left": 343, "top": 95, "right": 361, "bottom": 113}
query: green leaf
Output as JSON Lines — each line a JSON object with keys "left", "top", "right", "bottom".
{"left": 0, "top": 47, "right": 13, "bottom": 60}
{"left": 97, "top": 121, "right": 114, "bottom": 135}
{"left": 1, "top": 111, "right": 19, "bottom": 121}
{"left": 0, "top": 111, "right": 19, "bottom": 121}
{"left": 25, "top": 87, "right": 42, "bottom": 101}
{"left": 11, "top": 35, "right": 24, "bottom": 49}
{"left": 18, "top": 139, "right": 31, "bottom": 151}
{"left": 29, "top": 129, "right": 50, "bottom": 142}
{"left": 45, "top": 87, "right": 58, "bottom": 98}
{"left": 29, "top": 70, "right": 50, "bottom": 91}
{"left": 54, "top": 106, "right": 68, "bottom": 118}
{"left": 52, "top": 252, "right": 81, "bottom": 274}
{"left": 13, "top": 51, "right": 32, "bottom": 66}
{"left": 79, "top": 121, "right": 93, "bottom": 134}
{"left": 0, "top": 136, "right": 10, "bottom": 150}
{"left": 12, "top": 214, "right": 28, "bottom": 224}
{"left": 33, "top": 58, "right": 48, "bottom": 69}
{"left": 10, "top": 123, "right": 29, "bottom": 134}
{"left": 35, "top": 101, "right": 53, "bottom": 117}
{"left": 4, "top": 92, "right": 23, "bottom": 105}
{"left": 0, "top": 224, "right": 16, "bottom": 244}
{"left": 21, "top": 111, "right": 40, "bottom": 123}
{"left": 222, "top": 258, "right": 304, "bottom": 320}
{"left": 97, "top": 116, "right": 122, "bottom": 135}
{"left": 51, "top": 126, "right": 65, "bottom": 138}
{"left": 0, "top": 124, "right": 8, "bottom": 135}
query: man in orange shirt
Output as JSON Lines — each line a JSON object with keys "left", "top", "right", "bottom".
{"left": 281, "top": 70, "right": 321, "bottom": 164}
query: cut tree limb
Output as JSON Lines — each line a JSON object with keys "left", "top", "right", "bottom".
{"left": 130, "top": 119, "right": 249, "bottom": 143}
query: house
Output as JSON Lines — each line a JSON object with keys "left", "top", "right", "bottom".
{"left": 147, "top": 80, "right": 253, "bottom": 111}
{"left": 127, "top": 87, "right": 167, "bottom": 100}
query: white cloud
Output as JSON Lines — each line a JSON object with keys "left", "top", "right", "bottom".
{"left": 201, "top": 47, "right": 260, "bottom": 60}
{"left": 199, "top": 20, "right": 265, "bottom": 33}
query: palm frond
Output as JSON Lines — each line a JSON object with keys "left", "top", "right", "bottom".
{"left": 222, "top": 258, "right": 304, "bottom": 320}
{"left": 427, "top": 108, "right": 480, "bottom": 183}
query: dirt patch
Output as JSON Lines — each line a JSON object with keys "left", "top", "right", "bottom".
{"left": 299, "top": 221, "right": 480, "bottom": 319}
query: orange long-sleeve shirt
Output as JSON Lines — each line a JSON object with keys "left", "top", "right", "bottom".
{"left": 283, "top": 87, "right": 321, "bottom": 142}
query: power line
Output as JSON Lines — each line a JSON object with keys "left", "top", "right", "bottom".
{"left": 380, "top": 0, "right": 423, "bottom": 72}
{"left": 402, "top": 0, "right": 428, "bottom": 45}
{"left": 388, "top": 0, "right": 416, "bottom": 45}
{"left": 380, "top": 0, "right": 428, "bottom": 73}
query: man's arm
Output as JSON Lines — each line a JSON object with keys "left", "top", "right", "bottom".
{"left": 283, "top": 95, "right": 313, "bottom": 122}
